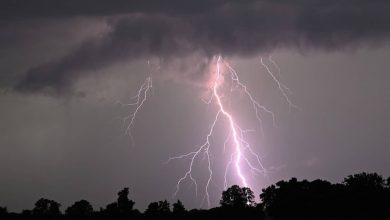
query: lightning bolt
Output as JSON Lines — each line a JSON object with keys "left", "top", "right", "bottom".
{"left": 268, "top": 54, "right": 282, "bottom": 79}
{"left": 167, "top": 55, "right": 292, "bottom": 207}
{"left": 121, "top": 55, "right": 294, "bottom": 208}
{"left": 260, "top": 57, "right": 296, "bottom": 110}
{"left": 118, "top": 76, "right": 152, "bottom": 144}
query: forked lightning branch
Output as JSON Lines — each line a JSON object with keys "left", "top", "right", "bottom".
{"left": 119, "top": 55, "right": 294, "bottom": 207}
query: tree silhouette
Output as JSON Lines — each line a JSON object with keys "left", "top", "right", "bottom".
{"left": 260, "top": 178, "right": 340, "bottom": 218}
{"left": 343, "top": 172, "right": 387, "bottom": 218}
{"left": 1, "top": 173, "right": 390, "bottom": 219}
{"left": 65, "top": 199, "right": 93, "bottom": 217}
{"left": 259, "top": 173, "right": 390, "bottom": 219}
{"left": 145, "top": 202, "right": 159, "bottom": 214}
{"left": 158, "top": 200, "right": 170, "bottom": 213}
{"left": 220, "top": 185, "right": 255, "bottom": 208}
{"left": 117, "top": 187, "right": 135, "bottom": 215}
{"left": 32, "top": 198, "right": 61, "bottom": 216}
{"left": 145, "top": 200, "right": 170, "bottom": 215}
{"left": 172, "top": 200, "right": 186, "bottom": 214}
{"left": 0, "top": 207, "right": 7, "bottom": 217}
{"left": 343, "top": 172, "right": 386, "bottom": 190}
{"left": 101, "top": 187, "right": 136, "bottom": 217}
{"left": 104, "top": 202, "right": 118, "bottom": 216}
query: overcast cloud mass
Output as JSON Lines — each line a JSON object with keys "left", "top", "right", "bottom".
{"left": 0, "top": 0, "right": 389, "bottom": 94}
{"left": 0, "top": 0, "right": 389, "bottom": 212}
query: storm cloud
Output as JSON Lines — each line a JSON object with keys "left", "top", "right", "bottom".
{"left": 3, "top": 0, "right": 390, "bottom": 94}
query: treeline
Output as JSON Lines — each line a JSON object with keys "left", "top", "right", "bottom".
{"left": 1, "top": 172, "right": 390, "bottom": 219}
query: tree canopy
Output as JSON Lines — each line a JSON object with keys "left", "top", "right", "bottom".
{"left": 32, "top": 198, "right": 61, "bottom": 216}
{"left": 65, "top": 200, "right": 93, "bottom": 217}
{"left": 1, "top": 172, "right": 389, "bottom": 220}
{"left": 220, "top": 185, "right": 255, "bottom": 208}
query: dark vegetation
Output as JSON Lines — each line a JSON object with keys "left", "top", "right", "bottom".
{"left": 1, "top": 172, "right": 390, "bottom": 220}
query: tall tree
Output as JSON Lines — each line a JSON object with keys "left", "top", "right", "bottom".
{"left": 220, "top": 185, "right": 255, "bottom": 208}
{"left": 32, "top": 198, "right": 61, "bottom": 216}
{"left": 117, "top": 187, "right": 135, "bottom": 215}
{"left": 172, "top": 200, "right": 186, "bottom": 214}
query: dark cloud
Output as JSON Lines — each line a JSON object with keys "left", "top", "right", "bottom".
{"left": 0, "top": 0, "right": 220, "bottom": 20}
{"left": 4, "top": 0, "right": 390, "bottom": 94}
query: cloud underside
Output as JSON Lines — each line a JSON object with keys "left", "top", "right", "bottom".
{"left": 5, "top": 0, "right": 390, "bottom": 94}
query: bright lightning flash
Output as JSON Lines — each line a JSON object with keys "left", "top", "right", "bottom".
{"left": 166, "top": 55, "right": 293, "bottom": 207}
{"left": 120, "top": 55, "right": 293, "bottom": 208}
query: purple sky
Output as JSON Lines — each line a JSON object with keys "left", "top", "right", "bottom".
{"left": 0, "top": 0, "right": 389, "bottom": 212}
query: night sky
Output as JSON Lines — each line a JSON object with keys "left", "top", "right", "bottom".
{"left": 1, "top": 0, "right": 389, "bottom": 212}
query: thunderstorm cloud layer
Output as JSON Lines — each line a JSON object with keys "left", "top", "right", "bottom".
{"left": 1, "top": 0, "right": 390, "bottom": 94}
